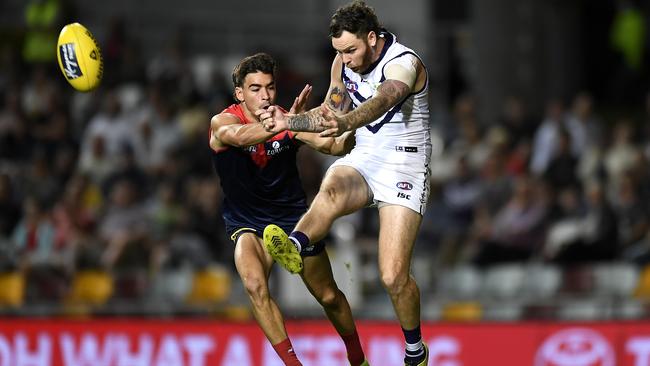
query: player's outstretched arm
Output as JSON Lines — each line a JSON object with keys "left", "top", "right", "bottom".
{"left": 209, "top": 113, "right": 276, "bottom": 150}
{"left": 256, "top": 56, "right": 353, "bottom": 134}
{"left": 295, "top": 130, "right": 356, "bottom": 156}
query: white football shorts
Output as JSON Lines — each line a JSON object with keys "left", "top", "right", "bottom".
{"left": 328, "top": 146, "right": 430, "bottom": 215}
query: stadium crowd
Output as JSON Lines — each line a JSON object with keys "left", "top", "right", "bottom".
{"left": 1, "top": 12, "right": 650, "bottom": 320}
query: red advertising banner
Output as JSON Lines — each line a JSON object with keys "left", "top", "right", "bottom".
{"left": 1, "top": 319, "right": 650, "bottom": 365}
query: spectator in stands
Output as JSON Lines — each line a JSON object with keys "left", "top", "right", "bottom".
{"left": 475, "top": 149, "right": 513, "bottom": 216}
{"left": 78, "top": 90, "right": 132, "bottom": 183}
{"left": 438, "top": 155, "right": 482, "bottom": 265}
{"left": 603, "top": 120, "right": 640, "bottom": 191}
{"left": 531, "top": 99, "right": 565, "bottom": 175}
{"left": 543, "top": 129, "right": 580, "bottom": 191}
{"left": 0, "top": 173, "right": 21, "bottom": 240}
{"left": 564, "top": 92, "right": 602, "bottom": 157}
{"left": 470, "top": 175, "right": 548, "bottom": 265}
{"left": 98, "top": 178, "right": 151, "bottom": 270}
{"left": 0, "top": 88, "right": 30, "bottom": 161}
{"left": 12, "top": 195, "right": 71, "bottom": 300}
{"left": 545, "top": 181, "right": 619, "bottom": 263}
{"left": 613, "top": 172, "right": 649, "bottom": 251}
{"left": 498, "top": 95, "right": 535, "bottom": 151}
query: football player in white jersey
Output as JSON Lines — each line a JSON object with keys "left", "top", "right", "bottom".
{"left": 258, "top": 1, "right": 430, "bottom": 365}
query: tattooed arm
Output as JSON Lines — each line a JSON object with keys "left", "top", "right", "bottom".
{"left": 318, "top": 79, "right": 409, "bottom": 136}
{"left": 256, "top": 55, "right": 352, "bottom": 133}
{"left": 257, "top": 55, "right": 416, "bottom": 135}
{"left": 280, "top": 55, "right": 353, "bottom": 132}
{"left": 317, "top": 55, "right": 418, "bottom": 137}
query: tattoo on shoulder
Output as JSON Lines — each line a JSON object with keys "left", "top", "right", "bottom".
{"left": 378, "top": 79, "right": 410, "bottom": 104}
{"left": 328, "top": 86, "right": 347, "bottom": 112}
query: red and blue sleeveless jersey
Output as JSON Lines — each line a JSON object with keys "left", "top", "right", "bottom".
{"left": 210, "top": 104, "right": 307, "bottom": 236}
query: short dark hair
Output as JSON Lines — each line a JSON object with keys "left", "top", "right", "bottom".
{"left": 231, "top": 53, "right": 277, "bottom": 88}
{"left": 329, "top": 1, "right": 380, "bottom": 39}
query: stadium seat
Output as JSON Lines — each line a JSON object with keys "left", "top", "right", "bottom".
{"left": 67, "top": 270, "right": 114, "bottom": 306}
{"left": 560, "top": 265, "right": 595, "bottom": 294}
{"left": 150, "top": 268, "right": 193, "bottom": 303}
{"left": 634, "top": 265, "right": 650, "bottom": 299}
{"left": 482, "top": 264, "right": 525, "bottom": 300}
{"left": 441, "top": 301, "right": 483, "bottom": 322}
{"left": 0, "top": 271, "right": 25, "bottom": 307}
{"left": 112, "top": 269, "right": 148, "bottom": 300}
{"left": 592, "top": 262, "right": 639, "bottom": 297}
{"left": 523, "top": 264, "right": 561, "bottom": 300}
{"left": 436, "top": 265, "right": 482, "bottom": 300}
{"left": 186, "top": 266, "right": 232, "bottom": 305}
{"left": 221, "top": 305, "right": 252, "bottom": 321}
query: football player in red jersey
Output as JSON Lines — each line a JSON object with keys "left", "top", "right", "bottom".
{"left": 209, "top": 53, "right": 367, "bottom": 366}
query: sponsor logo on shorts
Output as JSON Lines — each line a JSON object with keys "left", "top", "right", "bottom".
{"left": 397, "top": 192, "right": 411, "bottom": 200}
{"left": 396, "top": 182, "right": 413, "bottom": 190}
{"left": 59, "top": 43, "right": 83, "bottom": 80}
{"left": 395, "top": 146, "right": 418, "bottom": 153}
{"left": 345, "top": 80, "right": 358, "bottom": 93}
{"left": 535, "top": 328, "right": 615, "bottom": 366}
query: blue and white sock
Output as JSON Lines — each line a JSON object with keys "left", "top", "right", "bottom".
{"left": 289, "top": 231, "right": 309, "bottom": 253}
{"left": 403, "top": 325, "right": 425, "bottom": 363}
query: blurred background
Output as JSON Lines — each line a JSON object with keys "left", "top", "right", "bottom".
{"left": 0, "top": 0, "right": 649, "bottom": 326}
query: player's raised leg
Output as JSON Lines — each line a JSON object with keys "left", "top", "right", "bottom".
{"left": 264, "top": 166, "right": 370, "bottom": 273}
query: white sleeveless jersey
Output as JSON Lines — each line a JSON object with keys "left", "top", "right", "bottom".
{"left": 330, "top": 30, "right": 432, "bottom": 215}
{"left": 341, "top": 31, "right": 431, "bottom": 158}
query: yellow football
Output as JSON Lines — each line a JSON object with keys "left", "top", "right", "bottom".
{"left": 56, "top": 23, "right": 103, "bottom": 92}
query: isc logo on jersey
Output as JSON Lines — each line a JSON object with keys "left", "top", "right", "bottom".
{"left": 56, "top": 23, "right": 103, "bottom": 92}
{"left": 535, "top": 328, "right": 615, "bottom": 366}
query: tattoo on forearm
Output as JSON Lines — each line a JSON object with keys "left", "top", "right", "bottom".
{"left": 340, "top": 79, "right": 410, "bottom": 129}
{"left": 328, "top": 86, "right": 348, "bottom": 112}
{"left": 288, "top": 110, "right": 327, "bottom": 132}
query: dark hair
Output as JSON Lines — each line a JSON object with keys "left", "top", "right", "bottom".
{"left": 231, "top": 53, "right": 277, "bottom": 88}
{"left": 329, "top": 1, "right": 380, "bottom": 39}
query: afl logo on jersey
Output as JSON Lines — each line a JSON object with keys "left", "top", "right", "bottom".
{"left": 345, "top": 80, "right": 358, "bottom": 93}
{"left": 396, "top": 182, "right": 413, "bottom": 190}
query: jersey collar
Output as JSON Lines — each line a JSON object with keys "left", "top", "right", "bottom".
{"left": 359, "top": 29, "right": 394, "bottom": 76}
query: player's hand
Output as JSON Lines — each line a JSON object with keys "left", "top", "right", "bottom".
{"left": 289, "top": 84, "right": 312, "bottom": 114}
{"left": 256, "top": 106, "right": 289, "bottom": 133}
{"left": 318, "top": 104, "right": 347, "bottom": 137}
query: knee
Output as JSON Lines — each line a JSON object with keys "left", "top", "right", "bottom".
{"left": 315, "top": 287, "right": 341, "bottom": 310}
{"left": 243, "top": 276, "right": 270, "bottom": 304}
{"left": 319, "top": 181, "right": 342, "bottom": 206}
{"left": 381, "top": 270, "right": 409, "bottom": 296}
